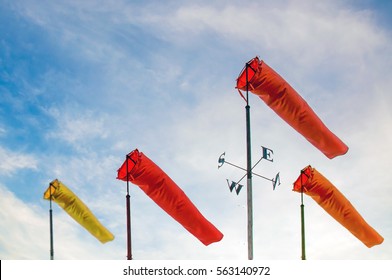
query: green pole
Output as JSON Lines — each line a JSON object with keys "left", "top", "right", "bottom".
{"left": 301, "top": 202, "right": 306, "bottom": 260}
{"left": 300, "top": 172, "right": 306, "bottom": 260}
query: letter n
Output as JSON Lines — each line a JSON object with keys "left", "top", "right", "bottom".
{"left": 272, "top": 172, "right": 281, "bottom": 190}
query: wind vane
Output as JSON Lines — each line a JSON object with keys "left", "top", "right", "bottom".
{"left": 218, "top": 146, "right": 280, "bottom": 195}
{"left": 218, "top": 145, "right": 280, "bottom": 260}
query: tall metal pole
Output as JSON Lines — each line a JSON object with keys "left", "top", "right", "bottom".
{"left": 126, "top": 155, "right": 133, "bottom": 260}
{"left": 49, "top": 183, "right": 54, "bottom": 260}
{"left": 300, "top": 202, "right": 306, "bottom": 260}
{"left": 245, "top": 63, "right": 254, "bottom": 260}
{"left": 300, "top": 171, "right": 306, "bottom": 260}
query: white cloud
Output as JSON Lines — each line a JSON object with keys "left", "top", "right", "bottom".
{"left": 0, "top": 147, "right": 38, "bottom": 175}
{"left": 46, "top": 108, "right": 109, "bottom": 151}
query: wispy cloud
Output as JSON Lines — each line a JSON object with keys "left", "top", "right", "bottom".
{"left": 0, "top": 147, "right": 38, "bottom": 176}
{"left": 46, "top": 108, "right": 109, "bottom": 151}
{"left": 0, "top": 126, "right": 6, "bottom": 137}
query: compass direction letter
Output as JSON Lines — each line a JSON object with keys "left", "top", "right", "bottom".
{"left": 218, "top": 152, "right": 225, "bottom": 168}
{"left": 226, "top": 179, "right": 243, "bottom": 195}
{"left": 272, "top": 172, "right": 281, "bottom": 190}
{"left": 261, "top": 146, "right": 274, "bottom": 162}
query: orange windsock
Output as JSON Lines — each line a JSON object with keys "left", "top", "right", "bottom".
{"left": 236, "top": 57, "right": 348, "bottom": 159}
{"left": 293, "top": 165, "right": 383, "bottom": 248}
{"left": 116, "top": 149, "right": 223, "bottom": 246}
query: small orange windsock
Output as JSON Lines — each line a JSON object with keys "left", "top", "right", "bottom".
{"left": 293, "top": 165, "right": 383, "bottom": 248}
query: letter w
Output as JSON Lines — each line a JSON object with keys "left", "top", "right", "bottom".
{"left": 226, "top": 179, "right": 243, "bottom": 195}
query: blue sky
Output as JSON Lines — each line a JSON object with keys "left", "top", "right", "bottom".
{"left": 0, "top": 0, "right": 391, "bottom": 260}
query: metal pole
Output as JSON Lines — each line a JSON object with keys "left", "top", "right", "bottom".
{"left": 245, "top": 63, "right": 254, "bottom": 260}
{"left": 300, "top": 172, "right": 306, "bottom": 260}
{"left": 126, "top": 155, "right": 132, "bottom": 260}
{"left": 301, "top": 203, "right": 306, "bottom": 260}
{"left": 49, "top": 183, "right": 54, "bottom": 260}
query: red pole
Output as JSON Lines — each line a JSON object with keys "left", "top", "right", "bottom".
{"left": 126, "top": 155, "right": 132, "bottom": 260}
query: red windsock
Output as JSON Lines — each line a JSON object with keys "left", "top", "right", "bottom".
{"left": 293, "top": 165, "right": 384, "bottom": 248}
{"left": 236, "top": 57, "right": 348, "bottom": 159}
{"left": 117, "top": 149, "right": 223, "bottom": 246}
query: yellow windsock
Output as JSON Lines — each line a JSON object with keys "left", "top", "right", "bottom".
{"left": 44, "top": 179, "right": 114, "bottom": 243}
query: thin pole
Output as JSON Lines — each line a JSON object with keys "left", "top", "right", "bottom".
{"left": 126, "top": 155, "right": 132, "bottom": 260}
{"left": 245, "top": 62, "right": 254, "bottom": 260}
{"left": 300, "top": 171, "right": 306, "bottom": 260}
{"left": 49, "top": 183, "right": 54, "bottom": 260}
